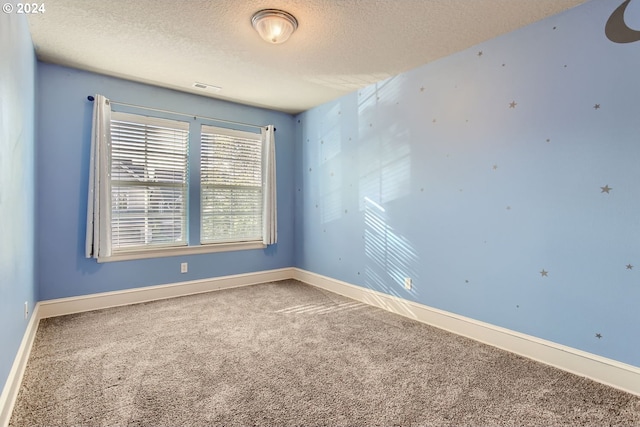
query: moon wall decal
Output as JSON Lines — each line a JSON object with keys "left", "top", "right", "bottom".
{"left": 606, "top": 0, "right": 640, "bottom": 43}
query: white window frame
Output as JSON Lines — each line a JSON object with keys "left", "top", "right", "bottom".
{"left": 96, "top": 112, "right": 267, "bottom": 263}
{"left": 200, "top": 125, "right": 264, "bottom": 246}
{"left": 109, "top": 111, "right": 190, "bottom": 255}
{"left": 100, "top": 240, "right": 266, "bottom": 262}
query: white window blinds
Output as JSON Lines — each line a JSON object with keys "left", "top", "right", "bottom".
{"left": 200, "top": 125, "right": 263, "bottom": 244}
{"left": 110, "top": 112, "right": 189, "bottom": 251}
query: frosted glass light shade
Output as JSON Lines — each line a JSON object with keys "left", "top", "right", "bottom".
{"left": 251, "top": 9, "right": 298, "bottom": 44}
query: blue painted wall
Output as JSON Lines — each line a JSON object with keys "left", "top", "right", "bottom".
{"left": 295, "top": 0, "right": 640, "bottom": 367}
{"left": 0, "top": 11, "right": 36, "bottom": 395}
{"left": 36, "top": 64, "right": 295, "bottom": 300}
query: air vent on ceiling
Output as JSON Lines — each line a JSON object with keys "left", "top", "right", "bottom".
{"left": 192, "top": 82, "right": 221, "bottom": 92}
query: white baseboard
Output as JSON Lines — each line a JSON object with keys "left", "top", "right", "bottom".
{"left": 293, "top": 268, "right": 640, "bottom": 397}
{"left": 0, "top": 304, "right": 41, "bottom": 427}
{"left": 38, "top": 267, "right": 295, "bottom": 319}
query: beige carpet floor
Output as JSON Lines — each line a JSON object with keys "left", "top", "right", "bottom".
{"left": 10, "top": 279, "right": 640, "bottom": 426}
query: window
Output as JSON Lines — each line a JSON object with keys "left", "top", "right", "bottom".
{"left": 86, "top": 95, "right": 276, "bottom": 263}
{"left": 201, "top": 125, "right": 263, "bottom": 244}
{"left": 110, "top": 112, "right": 189, "bottom": 252}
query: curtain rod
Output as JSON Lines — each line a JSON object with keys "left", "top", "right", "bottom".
{"left": 86, "top": 95, "right": 274, "bottom": 131}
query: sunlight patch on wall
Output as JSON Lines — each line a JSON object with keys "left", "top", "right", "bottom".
{"left": 317, "top": 104, "right": 344, "bottom": 224}
{"left": 381, "top": 134, "right": 411, "bottom": 203}
{"left": 358, "top": 126, "right": 411, "bottom": 210}
{"left": 357, "top": 78, "right": 411, "bottom": 210}
{"left": 319, "top": 103, "right": 341, "bottom": 164}
{"left": 364, "top": 197, "right": 418, "bottom": 298}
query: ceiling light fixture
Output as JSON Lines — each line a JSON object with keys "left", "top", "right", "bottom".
{"left": 251, "top": 9, "right": 298, "bottom": 44}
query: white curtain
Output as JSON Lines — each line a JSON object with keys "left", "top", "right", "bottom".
{"left": 262, "top": 125, "right": 277, "bottom": 245}
{"left": 85, "top": 94, "right": 112, "bottom": 259}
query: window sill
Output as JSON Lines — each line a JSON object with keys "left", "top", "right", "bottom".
{"left": 97, "top": 241, "right": 266, "bottom": 263}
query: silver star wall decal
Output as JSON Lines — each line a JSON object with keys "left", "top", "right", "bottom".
{"left": 540, "top": 269, "right": 548, "bottom": 277}
{"left": 509, "top": 101, "right": 517, "bottom": 108}
{"left": 626, "top": 264, "right": 633, "bottom": 270}
{"left": 594, "top": 103, "right": 601, "bottom": 109}
{"left": 478, "top": 51, "right": 483, "bottom": 56}
{"left": 596, "top": 333, "right": 602, "bottom": 339}
{"left": 600, "top": 185, "right": 612, "bottom": 193}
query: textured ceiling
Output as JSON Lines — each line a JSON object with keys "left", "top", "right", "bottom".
{"left": 27, "top": 0, "right": 588, "bottom": 114}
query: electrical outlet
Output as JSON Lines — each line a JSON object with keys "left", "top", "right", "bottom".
{"left": 404, "top": 277, "right": 412, "bottom": 290}
{"left": 181, "top": 262, "right": 188, "bottom": 273}
{"left": 24, "top": 301, "right": 29, "bottom": 320}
